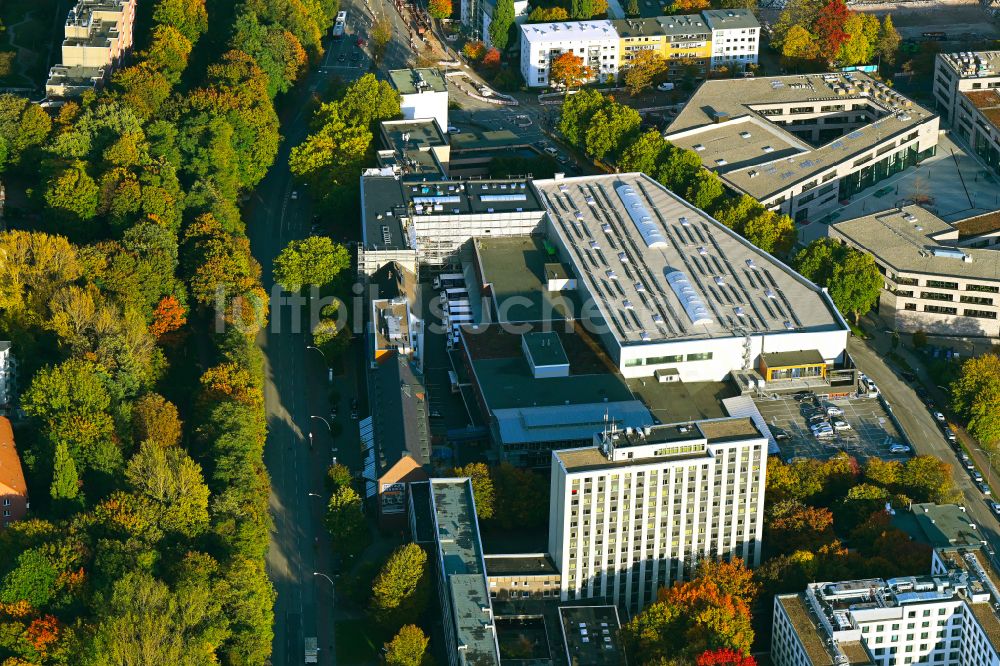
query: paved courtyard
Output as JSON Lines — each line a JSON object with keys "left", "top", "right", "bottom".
{"left": 756, "top": 394, "right": 907, "bottom": 463}
{"left": 800, "top": 132, "right": 1000, "bottom": 243}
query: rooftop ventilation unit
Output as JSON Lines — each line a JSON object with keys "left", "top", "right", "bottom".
{"left": 763, "top": 145, "right": 774, "bottom": 153}
{"left": 784, "top": 321, "right": 794, "bottom": 330}
{"left": 666, "top": 270, "right": 712, "bottom": 326}
{"left": 931, "top": 247, "right": 972, "bottom": 262}
{"left": 618, "top": 251, "right": 629, "bottom": 263}
{"left": 586, "top": 195, "right": 597, "bottom": 206}
{"left": 765, "top": 288, "right": 777, "bottom": 299}
{"left": 679, "top": 217, "right": 690, "bottom": 226}
{"left": 623, "top": 300, "right": 634, "bottom": 310}
{"left": 714, "top": 276, "right": 726, "bottom": 286}
{"left": 602, "top": 223, "right": 613, "bottom": 233}
{"left": 639, "top": 331, "right": 651, "bottom": 341}
{"left": 693, "top": 144, "right": 706, "bottom": 151}
{"left": 575, "top": 210, "right": 584, "bottom": 220}
{"left": 735, "top": 306, "right": 746, "bottom": 317}
{"left": 635, "top": 282, "right": 646, "bottom": 293}
{"left": 740, "top": 131, "right": 751, "bottom": 139}
{"left": 698, "top": 246, "right": 708, "bottom": 255}
{"left": 715, "top": 159, "right": 728, "bottom": 166}
{"left": 606, "top": 269, "right": 618, "bottom": 280}
{"left": 616, "top": 184, "right": 668, "bottom": 248}
{"left": 652, "top": 313, "right": 663, "bottom": 323}
{"left": 746, "top": 259, "right": 757, "bottom": 269}
{"left": 589, "top": 240, "right": 601, "bottom": 250}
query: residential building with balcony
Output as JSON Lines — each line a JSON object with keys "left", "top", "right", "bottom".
{"left": 519, "top": 21, "right": 620, "bottom": 89}
{"left": 46, "top": 0, "right": 137, "bottom": 98}
{"left": 549, "top": 417, "right": 768, "bottom": 610}
{"left": 831, "top": 205, "right": 1000, "bottom": 338}
{"left": 702, "top": 9, "right": 759, "bottom": 73}
{"left": 614, "top": 15, "right": 712, "bottom": 81}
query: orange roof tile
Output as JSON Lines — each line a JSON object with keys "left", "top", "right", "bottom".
{"left": 0, "top": 417, "right": 27, "bottom": 497}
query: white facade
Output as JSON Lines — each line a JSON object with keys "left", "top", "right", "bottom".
{"left": 520, "top": 21, "right": 620, "bottom": 89}
{"left": 549, "top": 418, "right": 767, "bottom": 610}
{"left": 400, "top": 89, "right": 449, "bottom": 135}
{"left": 0, "top": 343, "right": 14, "bottom": 409}
{"left": 773, "top": 548, "right": 1000, "bottom": 666}
{"left": 702, "top": 9, "right": 759, "bottom": 72}
{"left": 933, "top": 52, "right": 1000, "bottom": 176}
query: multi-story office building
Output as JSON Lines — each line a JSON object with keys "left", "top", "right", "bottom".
{"left": 614, "top": 15, "right": 712, "bottom": 80}
{"left": 359, "top": 175, "right": 546, "bottom": 275}
{"left": 46, "top": 0, "right": 136, "bottom": 98}
{"left": 702, "top": 9, "right": 759, "bottom": 73}
{"left": 549, "top": 417, "right": 768, "bottom": 610}
{"left": 665, "top": 73, "right": 939, "bottom": 223}
{"left": 531, "top": 173, "right": 850, "bottom": 381}
{"left": 933, "top": 51, "right": 1000, "bottom": 175}
{"left": 519, "top": 21, "right": 620, "bottom": 88}
{"left": 831, "top": 205, "right": 1000, "bottom": 338}
{"left": 772, "top": 545, "right": 1000, "bottom": 666}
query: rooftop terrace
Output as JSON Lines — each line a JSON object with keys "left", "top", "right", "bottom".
{"left": 963, "top": 89, "right": 1000, "bottom": 131}
{"left": 388, "top": 68, "right": 448, "bottom": 94}
{"left": 532, "top": 173, "right": 844, "bottom": 345}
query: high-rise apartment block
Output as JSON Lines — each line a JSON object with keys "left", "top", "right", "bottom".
{"left": 549, "top": 417, "right": 768, "bottom": 610}
{"left": 46, "top": 0, "right": 137, "bottom": 99}
{"left": 772, "top": 544, "right": 1000, "bottom": 666}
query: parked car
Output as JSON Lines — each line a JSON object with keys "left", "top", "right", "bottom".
{"left": 793, "top": 391, "right": 815, "bottom": 402}
{"left": 808, "top": 414, "right": 828, "bottom": 425}
{"left": 544, "top": 146, "right": 559, "bottom": 157}
{"left": 943, "top": 427, "right": 957, "bottom": 444}
{"left": 825, "top": 406, "right": 844, "bottom": 416}
{"left": 657, "top": 82, "right": 675, "bottom": 91}
{"left": 933, "top": 411, "right": 946, "bottom": 424}
{"left": 832, "top": 420, "right": 852, "bottom": 431}
{"left": 290, "top": 190, "right": 299, "bottom": 200}
{"left": 447, "top": 125, "right": 461, "bottom": 134}
{"left": 973, "top": 470, "right": 985, "bottom": 483}
{"left": 889, "top": 444, "right": 911, "bottom": 454}
{"left": 989, "top": 501, "right": 1000, "bottom": 516}
{"left": 978, "top": 481, "right": 992, "bottom": 495}
{"left": 771, "top": 427, "right": 790, "bottom": 442}
{"left": 860, "top": 374, "right": 879, "bottom": 396}
{"left": 901, "top": 370, "right": 918, "bottom": 383}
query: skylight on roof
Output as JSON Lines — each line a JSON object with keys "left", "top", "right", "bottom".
{"left": 740, "top": 131, "right": 751, "bottom": 139}
{"left": 762, "top": 145, "right": 774, "bottom": 153}
{"left": 693, "top": 144, "right": 706, "bottom": 151}
{"left": 715, "top": 159, "right": 728, "bottom": 166}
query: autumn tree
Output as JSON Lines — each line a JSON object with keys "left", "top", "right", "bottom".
{"left": 153, "top": 0, "right": 209, "bottom": 43}
{"left": 668, "top": 0, "right": 709, "bottom": 11}
{"left": 150, "top": 294, "right": 187, "bottom": 338}
{"left": 371, "top": 543, "right": 430, "bottom": 625}
{"left": 877, "top": 15, "right": 901, "bottom": 65}
{"left": 463, "top": 40, "right": 487, "bottom": 61}
{"left": 125, "top": 440, "right": 211, "bottom": 537}
{"left": 625, "top": 0, "right": 639, "bottom": 15}
{"left": 951, "top": 353, "right": 1000, "bottom": 447}
{"left": 132, "top": 393, "right": 183, "bottom": 448}
{"left": 529, "top": 6, "right": 569, "bottom": 21}
{"left": 144, "top": 25, "right": 193, "bottom": 83}
{"left": 44, "top": 162, "right": 101, "bottom": 229}
{"left": 385, "top": 625, "right": 430, "bottom": 666}
{"left": 550, "top": 52, "right": 593, "bottom": 90}
{"left": 814, "top": 0, "right": 850, "bottom": 59}
{"left": 570, "top": 0, "right": 594, "bottom": 19}
{"left": 452, "top": 463, "right": 495, "bottom": 520}
{"left": 623, "top": 50, "right": 667, "bottom": 95}
{"left": 372, "top": 17, "right": 393, "bottom": 64}
{"left": 429, "top": 0, "right": 452, "bottom": 19}
{"left": 698, "top": 649, "right": 758, "bottom": 666}
{"left": 781, "top": 25, "right": 819, "bottom": 62}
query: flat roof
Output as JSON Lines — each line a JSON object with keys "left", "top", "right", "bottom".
{"left": 523, "top": 331, "right": 568, "bottom": 367}
{"left": 831, "top": 205, "right": 1000, "bottom": 283}
{"left": 450, "top": 129, "right": 528, "bottom": 151}
{"left": 381, "top": 119, "right": 447, "bottom": 150}
{"left": 402, "top": 178, "right": 542, "bottom": 215}
{"left": 665, "top": 72, "right": 935, "bottom": 199}
{"left": 701, "top": 8, "right": 760, "bottom": 30}
{"left": 430, "top": 479, "right": 500, "bottom": 665}
{"left": 777, "top": 594, "right": 836, "bottom": 666}
{"left": 532, "top": 173, "right": 845, "bottom": 344}
{"left": 891, "top": 503, "right": 986, "bottom": 550}
{"left": 954, "top": 210, "right": 1000, "bottom": 238}
{"left": 520, "top": 20, "right": 619, "bottom": 44}
{"left": 484, "top": 553, "right": 559, "bottom": 576}
{"left": 361, "top": 176, "right": 409, "bottom": 251}
{"left": 388, "top": 68, "right": 448, "bottom": 94}
{"left": 937, "top": 51, "right": 1000, "bottom": 79}
{"left": 475, "top": 236, "right": 580, "bottom": 324}
{"left": 559, "top": 605, "right": 625, "bottom": 666}
{"left": 761, "top": 349, "right": 826, "bottom": 368}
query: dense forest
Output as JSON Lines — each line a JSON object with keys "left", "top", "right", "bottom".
{"left": 0, "top": 0, "right": 339, "bottom": 662}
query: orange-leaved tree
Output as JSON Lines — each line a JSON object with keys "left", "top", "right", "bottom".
{"left": 550, "top": 52, "right": 592, "bottom": 91}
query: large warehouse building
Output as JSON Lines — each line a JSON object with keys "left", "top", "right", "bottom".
{"left": 531, "top": 173, "right": 850, "bottom": 382}
{"left": 664, "top": 72, "right": 939, "bottom": 224}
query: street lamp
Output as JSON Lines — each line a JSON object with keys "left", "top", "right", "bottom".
{"left": 308, "top": 493, "right": 323, "bottom": 499}
{"left": 978, "top": 448, "right": 997, "bottom": 488}
{"left": 314, "top": 572, "right": 337, "bottom": 586}
{"left": 311, "top": 415, "right": 333, "bottom": 432}
{"left": 306, "top": 345, "right": 329, "bottom": 364}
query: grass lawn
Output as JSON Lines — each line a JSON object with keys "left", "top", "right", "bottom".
{"left": 335, "top": 619, "right": 390, "bottom": 665}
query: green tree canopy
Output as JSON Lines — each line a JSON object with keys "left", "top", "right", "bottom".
{"left": 452, "top": 462, "right": 495, "bottom": 520}
{"left": 325, "top": 486, "right": 369, "bottom": 556}
{"left": 384, "top": 625, "right": 430, "bottom": 666}
{"left": 371, "top": 543, "right": 430, "bottom": 625}
{"left": 490, "top": 0, "right": 515, "bottom": 50}
{"left": 951, "top": 353, "right": 1000, "bottom": 447}
{"left": 272, "top": 236, "right": 351, "bottom": 292}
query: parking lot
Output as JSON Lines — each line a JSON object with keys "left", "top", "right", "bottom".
{"left": 756, "top": 394, "right": 907, "bottom": 463}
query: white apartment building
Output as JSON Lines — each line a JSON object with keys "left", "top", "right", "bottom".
{"left": 831, "top": 206, "right": 1000, "bottom": 338}
{"left": 665, "top": 73, "right": 939, "bottom": 224}
{"left": 702, "top": 9, "right": 759, "bottom": 72}
{"left": 519, "top": 21, "right": 620, "bottom": 89}
{"left": 933, "top": 51, "right": 1000, "bottom": 175}
{"left": 773, "top": 546, "right": 1000, "bottom": 666}
{"left": 0, "top": 342, "right": 14, "bottom": 411}
{"left": 388, "top": 68, "right": 450, "bottom": 135}
{"left": 549, "top": 417, "right": 768, "bottom": 610}
{"left": 46, "top": 0, "right": 136, "bottom": 98}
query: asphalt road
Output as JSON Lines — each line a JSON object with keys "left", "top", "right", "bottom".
{"left": 847, "top": 337, "right": 1000, "bottom": 553}
{"left": 248, "top": 6, "right": 418, "bottom": 666}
